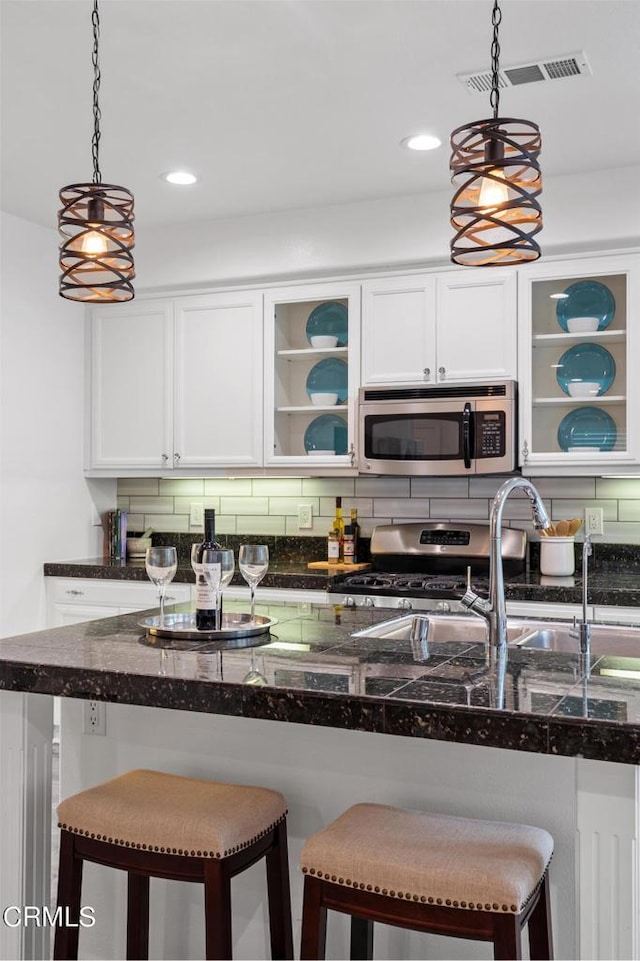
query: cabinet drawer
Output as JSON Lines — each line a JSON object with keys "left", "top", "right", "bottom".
{"left": 594, "top": 606, "right": 640, "bottom": 626}
{"left": 47, "top": 578, "right": 191, "bottom": 608}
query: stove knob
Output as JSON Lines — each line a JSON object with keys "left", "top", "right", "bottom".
{"left": 397, "top": 598, "right": 413, "bottom": 610}
{"left": 361, "top": 597, "right": 374, "bottom": 607}
{"left": 343, "top": 596, "right": 356, "bottom": 607}
{"left": 435, "top": 601, "right": 451, "bottom": 613}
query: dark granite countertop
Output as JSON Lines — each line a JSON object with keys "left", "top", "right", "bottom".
{"left": 44, "top": 557, "right": 640, "bottom": 608}
{"left": 3, "top": 599, "right": 640, "bottom": 763}
{"left": 44, "top": 558, "right": 328, "bottom": 592}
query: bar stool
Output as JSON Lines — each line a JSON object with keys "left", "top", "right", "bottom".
{"left": 300, "top": 803, "right": 553, "bottom": 961}
{"left": 54, "top": 769, "right": 294, "bottom": 961}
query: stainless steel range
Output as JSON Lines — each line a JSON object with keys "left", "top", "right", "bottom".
{"left": 328, "top": 522, "right": 526, "bottom": 612}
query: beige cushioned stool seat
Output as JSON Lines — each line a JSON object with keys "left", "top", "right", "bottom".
{"left": 300, "top": 803, "right": 553, "bottom": 914}
{"left": 57, "top": 769, "right": 287, "bottom": 859}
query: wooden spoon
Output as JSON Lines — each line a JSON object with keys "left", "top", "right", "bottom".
{"left": 555, "top": 519, "right": 570, "bottom": 536}
{"left": 568, "top": 517, "right": 583, "bottom": 536}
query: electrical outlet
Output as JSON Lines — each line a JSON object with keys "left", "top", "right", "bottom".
{"left": 190, "top": 502, "right": 205, "bottom": 527}
{"left": 298, "top": 505, "right": 313, "bottom": 529}
{"left": 83, "top": 700, "right": 106, "bottom": 736}
{"left": 585, "top": 507, "right": 604, "bottom": 536}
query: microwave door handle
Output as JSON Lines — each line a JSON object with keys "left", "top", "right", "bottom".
{"left": 462, "top": 402, "right": 473, "bottom": 469}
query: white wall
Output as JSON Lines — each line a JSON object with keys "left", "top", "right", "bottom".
{"left": 0, "top": 211, "right": 112, "bottom": 636}
{"left": 135, "top": 165, "right": 640, "bottom": 291}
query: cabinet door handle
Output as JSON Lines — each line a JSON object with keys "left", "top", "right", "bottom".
{"left": 438, "top": 366, "right": 446, "bottom": 378}
{"left": 165, "top": 595, "right": 176, "bottom": 602}
{"left": 161, "top": 453, "right": 169, "bottom": 463}
{"left": 65, "top": 589, "right": 85, "bottom": 597}
{"left": 349, "top": 443, "right": 356, "bottom": 467}
{"left": 174, "top": 453, "right": 181, "bottom": 464}
{"left": 423, "top": 367, "right": 431, "bottom": 378}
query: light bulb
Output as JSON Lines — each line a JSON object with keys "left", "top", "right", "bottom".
{"left": 81, "top": 229, "right": 108, "bottom": 256}
{"left": 478, "top": 168, "right": 509, "bottom": 211}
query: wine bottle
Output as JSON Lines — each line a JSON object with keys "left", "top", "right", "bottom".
{"left": 195, "top": 509, "right": 223, "bottom": 631}
{"left": 350, "top": 507, "right": 360, "bottom": 563}
{"left": 333, "top": 497, "right": 345, "bottom": 561}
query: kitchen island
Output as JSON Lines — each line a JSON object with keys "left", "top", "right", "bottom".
{"left": 2, "top": 599, "right": 639, "bottom": 960}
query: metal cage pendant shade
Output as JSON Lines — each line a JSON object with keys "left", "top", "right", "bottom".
{"left": 449, "top": 2, "right": 542, "bottom": 266}
{"left": 58, "top": 1, "right": 135, "bottom": 302}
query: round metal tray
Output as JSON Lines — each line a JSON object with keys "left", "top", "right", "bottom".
{"left": 139, "top": 611, "right": 277, "bottom": 642}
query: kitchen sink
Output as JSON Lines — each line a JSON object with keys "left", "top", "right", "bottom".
{"left": 352, "top": 613, "right": 529, "bottom": 645}
{"left": 511, "top": 623, "right": 640, "bottom": 658}
{"left": 352, "top": 614, "right": 640, "bottom": 658}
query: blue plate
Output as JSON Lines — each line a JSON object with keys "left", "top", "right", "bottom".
{"left": 556, "top": 280, "right": 615, "bottom": 332}
{"left": 556, "top": 343, "right": 616, "bottom": 396}
{"left": 306, "top": 358, "right": 348, "bottom": 402}
{"left": 306, "top": 302, "right": 348, "bottom": 346}
{"left": 557, "top": 407, "right": 617, "bottom": 452}
{"left": 304, "top": 414, "right": 348, "bottom": 455}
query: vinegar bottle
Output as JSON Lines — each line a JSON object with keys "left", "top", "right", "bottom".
{"left": 350, "top": 508, "right": 360, "bottom": 563}
{"left": 333, "top": 497, "right": 345, "bottom": 561}
{"left": 195, "top": 509, "right": 222, "bottom": 631}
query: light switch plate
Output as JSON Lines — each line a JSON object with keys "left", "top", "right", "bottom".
{"left": 298, "top": 505, "right": 313, "bottom": 529}
{"left": 190, "top": 503, "right": 205, "bottom": 527}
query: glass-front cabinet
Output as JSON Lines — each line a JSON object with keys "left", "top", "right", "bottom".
{"left": 517, "top": 254, "right": 639, "bottom": 472}
{"left": 263, "top": 281, "right": 360, "bottom": 468}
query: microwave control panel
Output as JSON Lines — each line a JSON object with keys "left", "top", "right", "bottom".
{"left": 476, "top": 411, "right": 505, "bottom": 458}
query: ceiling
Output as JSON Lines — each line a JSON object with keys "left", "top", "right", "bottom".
{"left": 2, "top": 0, "right": 639, "bottom": 231}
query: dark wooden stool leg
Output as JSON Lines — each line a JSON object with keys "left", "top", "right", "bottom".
{"left": 126, "top": 871, "right": 150, "bottom": 960}
{"left": 300, "top": 875, "right": 328, "bottom": 961}
{"left": 204, "top": 859, "right": 233, "bottom": 961}
{"left": 350, "top": 916, "right": 374, "bottom": 960}
{"left": 493, "top": 913, "right": 522, "bottom": 961}
{"left": 265, "top": 820, "right": 294, "bottom": 959}
{"left": 528, "top": 873, "right": 554, "bottom": 960}
{"left": 53, "top": 830, "right": 84, "bottom": 961}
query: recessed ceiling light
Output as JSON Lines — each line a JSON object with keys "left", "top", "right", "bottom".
{"left": 401, "top": 134, "right": 442, "bottom": 152}
{"left": 161, "top": 171, "right": 198, "bottom": 185}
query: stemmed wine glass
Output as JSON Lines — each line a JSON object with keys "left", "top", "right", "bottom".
{"left": 239, "top": 544, "right": 269, "bottom": 620}
{"left": 200, "top": 548, "right": 235, "bottom": 630}
{"left": 145, "top": 546, "right": 178, "bottom": 626}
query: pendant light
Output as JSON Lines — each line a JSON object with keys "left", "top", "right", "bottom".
{"left": 450, "top": 0, "right": 542, "bottom": 267}
{"left": 58, "top": 0, "right": 135, "bottom": 302}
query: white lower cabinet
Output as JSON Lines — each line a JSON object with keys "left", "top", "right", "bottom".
{"left": 46, "top": 578, "right": 192, "bottom": 627}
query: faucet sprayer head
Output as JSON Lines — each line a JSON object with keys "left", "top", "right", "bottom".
{"left": 532, "top": 501, "right": 551, "bottom": 530}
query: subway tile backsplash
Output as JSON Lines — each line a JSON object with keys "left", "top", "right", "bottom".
{"left": 117, "top": 475, "right": 640, "bottom": 543}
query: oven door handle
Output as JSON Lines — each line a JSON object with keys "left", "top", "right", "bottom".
{"left": 462, "top": 402, "right": 474, "bottom": 469}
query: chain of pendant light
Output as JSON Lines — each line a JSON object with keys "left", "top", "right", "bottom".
{"left": 91, "top": 0, "right": 102, "bottom": 184}
{"left": 489, "top": 0, "right": 501, "bottom": 119}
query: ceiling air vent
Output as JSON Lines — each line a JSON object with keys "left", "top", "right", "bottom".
{"left": 458, "top": 51, "right": 591, "bottom": 93}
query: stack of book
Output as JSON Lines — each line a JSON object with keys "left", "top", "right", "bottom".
{"left": 106, "top": 509, "right": 128, "bottom": 559}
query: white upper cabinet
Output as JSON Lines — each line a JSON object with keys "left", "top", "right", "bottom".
{"left": 517, "top": 253, "right": 639, "bottom": 473}
{"left": 90, "top": 300, "right": 173, "bottom": 470}
{"left": 361, "top": 270, "right": 516, "bottom": 386}
{"left": 435, "top": 270, "right": 517, "bottom": 382}
{"left": 361, "top": 274, "right": 436, "bottom": 385}
{"left": 88, "top": 291, "right": 262, "bottom": 471}
{"left": 173, "top": 292, "right": 263, "bottom": 469}
{"left": 263, "top": 281, "right": 360, "bottom": 468}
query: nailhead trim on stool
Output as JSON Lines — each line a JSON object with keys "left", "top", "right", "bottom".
{"left": 54, "top": 769, "right": 294, "bottom": 961}
{"left": 299, "top": 804, "right": 554, "bottom": 961}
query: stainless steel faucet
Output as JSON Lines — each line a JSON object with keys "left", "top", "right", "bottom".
{"left": 461, "top": 477, "right": 550, "bottom": 652}
{"left": 572, "top": 533, "right": 592, "bottom": 659}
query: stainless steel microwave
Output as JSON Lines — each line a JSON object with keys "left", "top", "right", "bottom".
{"left": 357, "top": 381, "right": 517, "bottom": 476}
